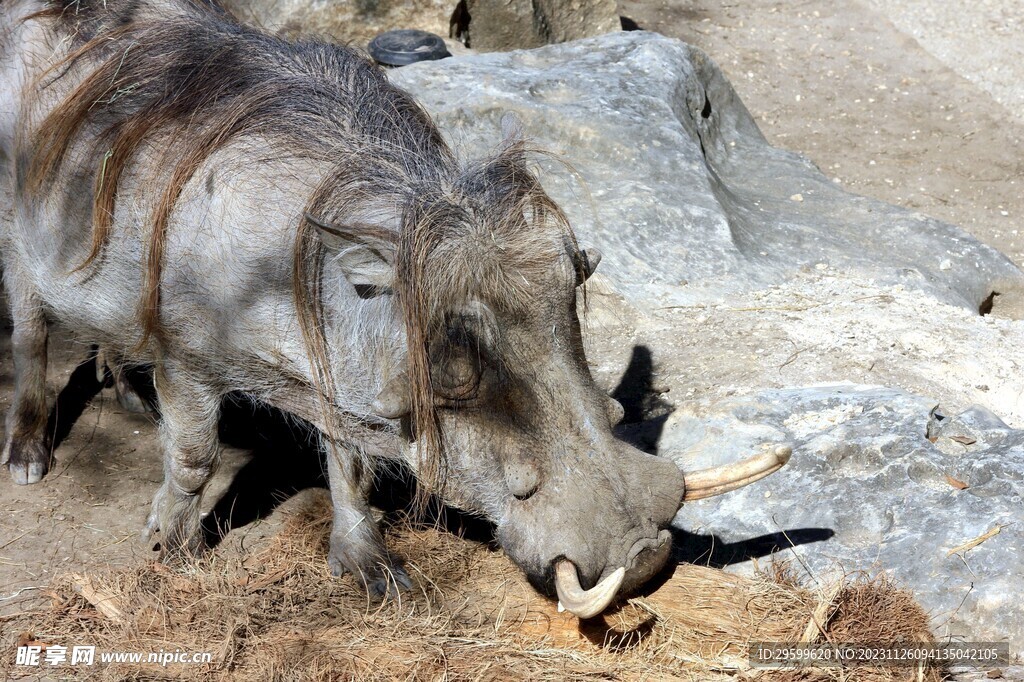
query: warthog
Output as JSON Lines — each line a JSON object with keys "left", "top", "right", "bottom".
{"left": 0, "top": 0, "right": 787, "bottom": 614}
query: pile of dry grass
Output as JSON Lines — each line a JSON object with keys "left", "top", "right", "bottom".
{"left": 3, "top": 490, "right": 943, "bottom": 681}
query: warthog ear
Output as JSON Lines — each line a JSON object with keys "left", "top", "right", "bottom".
{"left": 577, "top": 248, "right": 602, "bottom": 285}
{"left": 305, "top": 213, "right": 395, "bottom": 295}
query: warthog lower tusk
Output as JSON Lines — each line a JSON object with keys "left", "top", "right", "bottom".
{"left": 554, "top": 560, "right": 625, "bottom": 619}
{"left": 683, "top": 446, "right": 793, "bottom": 501}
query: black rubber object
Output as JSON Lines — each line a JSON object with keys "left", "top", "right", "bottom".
{"left": 368, "top": 29, "right": 450, "bottom": 67}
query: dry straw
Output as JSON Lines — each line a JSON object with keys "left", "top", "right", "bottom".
{"left": 3, "top": 490, "right": 943, "bottom": 681}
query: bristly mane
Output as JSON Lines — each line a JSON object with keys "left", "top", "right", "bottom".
{"left": 299, "top": 138, "right": 576, "bottom": 500}
{"left": 24, "top": 0, "right": 577, "bottom": 498}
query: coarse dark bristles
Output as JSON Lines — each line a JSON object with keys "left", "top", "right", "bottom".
{"left": 298, "top": 138, "right": 577, "bottom": 508}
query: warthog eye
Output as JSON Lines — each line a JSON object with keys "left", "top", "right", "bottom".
{"left": 433, "top": 352, "right": 481, "bottom": 401}
{"left": 430, "top": 313, "right": 491, "bottom": 404}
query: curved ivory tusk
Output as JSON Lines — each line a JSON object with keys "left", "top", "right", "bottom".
{"left": 683, "top": 446, "right": 792, "bottom": 501}
{"left": 554, "top": 560, "right": 625, "bottom": 619}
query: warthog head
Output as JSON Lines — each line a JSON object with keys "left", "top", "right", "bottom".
{"left": 302, "top": 121, "right": 787, "bottom": 616}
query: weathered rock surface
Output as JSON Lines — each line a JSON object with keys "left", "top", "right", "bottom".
{"left": 221, "top": 0, "right": 453, "bottom": 48}
{"left": 390, "top": 32, "right": 1024, "bottom": 651}
{"left": 667, "top": 385, "right": 1023, "bottom": 649}
{"left": 390, "top": 31, "right": 1024, "bottom": 313}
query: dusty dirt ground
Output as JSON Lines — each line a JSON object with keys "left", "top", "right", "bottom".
{"left": 2, "top": 0, "right": 1022, "bottom": 676}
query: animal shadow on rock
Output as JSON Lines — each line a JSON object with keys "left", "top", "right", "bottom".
{"left": 609, "top": 345, "right": 834, "bottom": 589}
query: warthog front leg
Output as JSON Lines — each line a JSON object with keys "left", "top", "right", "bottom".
{"left": 2, "top": 269, "right": 51, "bottom": 485}
{"left": 326, "top": 445, "right": 411, "bottom": 598}
{"left": 143, "top": 362, "right": 221, "bottom": 559}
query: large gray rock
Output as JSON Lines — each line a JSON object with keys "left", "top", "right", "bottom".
{"left": 390, "top": 31, "right": 1024, "bottom": 313}
{"left": 666, "top": 385, "right": 1023, "bottom": 650}
{"left": 389, "top": 32, "right": 1024, "bottom": 651}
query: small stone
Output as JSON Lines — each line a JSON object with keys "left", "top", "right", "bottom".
{"left": 790, "top": 193, "right": 804, "bottom": 202}
{"left": 939, "top": 259, "right": 952, "bottom": 270}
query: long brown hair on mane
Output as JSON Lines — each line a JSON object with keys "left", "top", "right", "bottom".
{"left": 297, "top": 137, "right": 578, "bottom": 508}
{"left": 24, "top": 0, "right": 579, "bottom": 504}
{"left": 26, "top": 0, "right": 450, "bottom": 348}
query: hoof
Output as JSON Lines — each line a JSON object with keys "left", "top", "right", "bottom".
{"left": 367, "top": 562, "right": 413, "bottom": 599}
{"left": 141, "top": 510, "right": 160, "bottom": 547}
{"left": 328, "top": 545, "right": 412, "bottom": 599}
{"left": 158, "top": 537, "right": 206, "bottom": 564}
{"left": 142, "top": 483, "right": 203, "bottom": 558}
{"left": 142, "top": 482, "right": 168, "bottom": 546}
{"left": 152, "top": 523, "right": 206, "bottom": 562}
{"left": 5, "top": 438, "right": 51, "bottom": 485}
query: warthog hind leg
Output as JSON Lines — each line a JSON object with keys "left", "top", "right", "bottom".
{"left": 326, "top": 447, "right": 411, "bottom": 598}
{"left": 2, "top": 265, "right": 52, "bottom": 485}
{"left": 143, "top": 362, "right": 221, "bottom": 560}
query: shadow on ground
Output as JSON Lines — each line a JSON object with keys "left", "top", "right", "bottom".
{"left": 27, "top": 340, "right": 832, "bottom": 573}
